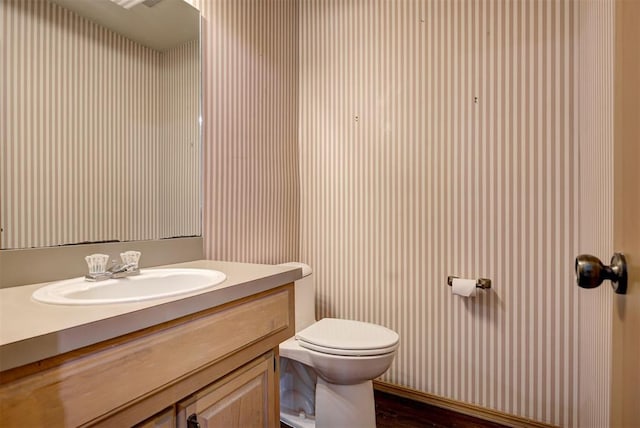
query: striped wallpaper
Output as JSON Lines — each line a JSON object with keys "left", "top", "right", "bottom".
{"left": 298, "top": 1, "right": 579, "bottom": 426}
{"left": 575, "top": 1, "right": 615, "bottom": 427}
{"left": 0, "top": 0, "right": 200, "bottom": 249}
{"left": 200, "top": 0, "right": 299, "bottom": 263}
{"left": 159, "top": 39, "right": 201, "bottom": 241}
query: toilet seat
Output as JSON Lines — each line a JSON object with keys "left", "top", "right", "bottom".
{"left": 295, "top": 318, "right": 399, "bottom": 357}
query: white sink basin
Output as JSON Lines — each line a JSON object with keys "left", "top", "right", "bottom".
{"left": 32, "top": 268, "right": 226, "bottom": 305}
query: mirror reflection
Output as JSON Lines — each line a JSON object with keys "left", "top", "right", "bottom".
{"left": 0, "top": 0, "right": 201, "bottom": 250}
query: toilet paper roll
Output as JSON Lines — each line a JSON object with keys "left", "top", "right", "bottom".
{"left": 452, "top": 278, "right": 477, "bottom": 297}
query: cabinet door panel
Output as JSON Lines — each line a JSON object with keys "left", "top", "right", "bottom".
{"left": 198, "top": 373, "right": 266, "bottom": 427}
{"left": 178, "top": 353, "right": 276, "bottom": 428}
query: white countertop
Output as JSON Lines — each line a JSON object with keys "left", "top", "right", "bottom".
{"left": 0, "top": 260, "right": 302, "bottom": 371}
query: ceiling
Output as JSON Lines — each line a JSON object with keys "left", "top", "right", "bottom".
{"left": 51, "top": 0, "right": 199, "bottom": 51}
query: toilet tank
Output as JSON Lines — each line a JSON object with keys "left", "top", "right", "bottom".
{"left": 278, "top": 262, "right": 316, "bottom": 332}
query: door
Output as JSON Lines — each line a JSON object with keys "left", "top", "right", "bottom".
{"left": 611, "top": 1, "right": 640, "bottom": 426}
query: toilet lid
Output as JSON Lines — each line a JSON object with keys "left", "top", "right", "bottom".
{"left": 295, "top": 318, "right": 399, "bottom": 357}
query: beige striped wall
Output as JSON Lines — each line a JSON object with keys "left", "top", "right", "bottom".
{"left": 0, "top": 0, "right": 200, "bottom": 249}
{"left": 159, "top": 39, "right": 201, "bottom": 240}
{"left": 299, "top": 1, "right": 580, "bottom": 426}
{"left": 197, "top": 0, "right": 616, "bottom": 425}
{"left": 575, "top": 1, "right": 615, "bottom": 427}
{"left": 200, "top": 0, "right": 299, "bottom": 263}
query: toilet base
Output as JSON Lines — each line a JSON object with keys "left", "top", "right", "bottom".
{"left": 280, "top": 378, "right": 376, "bottom": 428}
{"left": 281, "top": 409, "right": 316, "bottom": 428}
{"left": 316, "top": 378, "right": 376, "bottom": 428}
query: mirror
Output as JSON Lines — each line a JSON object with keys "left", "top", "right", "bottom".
{"left": 0, "top": 0, "right": 201, "bottom": 250}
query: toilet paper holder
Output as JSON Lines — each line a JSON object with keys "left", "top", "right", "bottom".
{"left": 447, "top": 276, "right": 492, "bottom": 289}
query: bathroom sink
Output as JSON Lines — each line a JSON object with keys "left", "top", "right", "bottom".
{"left": 32, "top": 268, "right": 226, "bottom": 305}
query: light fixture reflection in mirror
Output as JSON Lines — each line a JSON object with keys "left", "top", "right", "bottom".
{"left": 0, "top": 0, "right": 202, "bottom": 250}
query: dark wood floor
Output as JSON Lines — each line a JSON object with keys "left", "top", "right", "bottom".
{"left": 374, "top": 390, "right": 507, "bottom": 428}
{"left": 281, "top": 389, "right": 508, "bottom": 428}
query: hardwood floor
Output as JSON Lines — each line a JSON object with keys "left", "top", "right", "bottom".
{"left": 374, "top": 390, "right": 508, "bottom": 428}
{"left": 281, "top": 389, "right": 508, "bottom": 428}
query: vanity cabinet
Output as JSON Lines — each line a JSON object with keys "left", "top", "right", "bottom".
{"left": 0, "top": 284, "right": 293, "bottom": 427}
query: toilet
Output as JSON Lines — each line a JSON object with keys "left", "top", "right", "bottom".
{"left": 278, "top": 262, "right": 399, "bottom": 428}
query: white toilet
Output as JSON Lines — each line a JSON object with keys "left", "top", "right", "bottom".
{"left": 278, "top": 262, "right": 399, "bottom": 428}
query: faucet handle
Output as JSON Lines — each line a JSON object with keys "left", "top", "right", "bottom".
{"left": 84, "top": 254, "right": 112, "bottom": 281}
{"left": 120, "top": 251, "right": 141, "bottom": 269}
{"left": 85, "top": 254, "right": 109, "bottom": 274}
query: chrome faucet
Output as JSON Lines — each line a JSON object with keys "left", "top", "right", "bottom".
{"left": 84, "top": 252, "right": 141, "bottom": 281}
{"left": 107, "top": 261, "right": 140, "bottom": 278}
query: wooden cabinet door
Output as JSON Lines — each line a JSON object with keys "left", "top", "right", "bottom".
{"left": 177, "top": 353, "right": 277, "bottom": 428}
